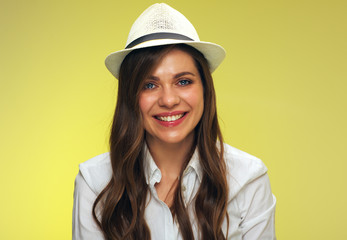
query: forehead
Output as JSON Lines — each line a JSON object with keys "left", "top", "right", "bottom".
{"left": 150, "top": 48, "right": 198, "bottom": 77}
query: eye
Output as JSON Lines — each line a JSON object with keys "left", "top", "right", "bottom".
{"left": 144, "top": 82, "right": 156, "bottom": 90}
{"left": 177, "top": 79, "right": 192, "bottom": 86}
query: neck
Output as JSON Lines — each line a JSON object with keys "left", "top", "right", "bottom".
{"left": 146, "top": 134, "right": 195, "bottom": 179}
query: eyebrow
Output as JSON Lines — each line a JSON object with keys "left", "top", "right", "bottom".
{"left": 174, "top": 72, "right": 195, "bottom": 78}
{"left": 148, "top": 71, "right": 195, "bottom": 80}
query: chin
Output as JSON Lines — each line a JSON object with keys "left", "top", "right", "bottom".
{"left": 145, "top": 130, "right": 190, "bottom": 145}
{"left": 159, "top": 136, "right": 187, "bottom": 145}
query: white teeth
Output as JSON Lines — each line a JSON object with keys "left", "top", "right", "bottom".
{"left": 157, "top": 114, "right": 184, "bottom": 122}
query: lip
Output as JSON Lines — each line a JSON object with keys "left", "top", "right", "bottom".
{"left": 153, "top": 111, "right": 188, "bottom": 127}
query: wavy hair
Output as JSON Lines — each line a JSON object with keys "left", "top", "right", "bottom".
{"left": 93, "top": 44, "right": 229, "bottom": 239}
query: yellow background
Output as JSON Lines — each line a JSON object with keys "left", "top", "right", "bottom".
{"left": 1, "top": 0, "right": 346, "bottom": 239}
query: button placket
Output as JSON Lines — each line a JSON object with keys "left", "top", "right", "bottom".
{"left": 181, "top": 173, "right": 190, "bottom": 204}
{"left": 182, "top": 185, "right": 186, "bottom": 192}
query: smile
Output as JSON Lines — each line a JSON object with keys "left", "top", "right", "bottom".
{"left": 153, "top": 112, "right": 188, "bottom": 127}
{"left": 155, "top": 113, "right": 185, "bottom": 122}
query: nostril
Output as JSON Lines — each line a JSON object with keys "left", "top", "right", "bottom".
{"left": 158, "top": 94, "right": 180, "bottom": 108}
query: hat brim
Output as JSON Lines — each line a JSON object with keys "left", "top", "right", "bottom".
{"left": 105, "top": 39, "right": 226, "bottom": 79}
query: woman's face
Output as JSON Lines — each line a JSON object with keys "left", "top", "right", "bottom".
{"left": 139, "top": 48, "right": 204, "bottom": 146}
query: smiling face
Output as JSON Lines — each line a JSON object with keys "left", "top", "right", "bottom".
{"left": 139, "top": 48, "right": 204, "bottom": 146}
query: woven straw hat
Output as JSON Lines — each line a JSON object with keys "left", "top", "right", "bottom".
{"left": 105, "top": 3, "right": 226, "bottom": 79}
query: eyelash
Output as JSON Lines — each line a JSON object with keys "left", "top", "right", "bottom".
{"left": 177, "top": 79, "right": 192, "bottom": 86}
{"left": 143, "top": 79, "right": 192, "bottom": 90}
{"left": 144, "top": 82, "right": 156, "bottom": 89}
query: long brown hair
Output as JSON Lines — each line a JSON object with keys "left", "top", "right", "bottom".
{"left": 93, "top": 44, "right": 229, "bottom": 239}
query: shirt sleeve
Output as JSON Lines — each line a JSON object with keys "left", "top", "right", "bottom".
{"left": 72, "top": 171, "right": 105, "bottom": 240}
{"left": 237, "top": 173, "right": 276, "bottom": 240}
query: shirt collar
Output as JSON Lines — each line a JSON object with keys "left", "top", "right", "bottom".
{"left": 184, "top": 148, "right": 203, "bottom": 182}
{"left": 143, "top": 144, "right": 161, "bottom": 186}
{"left": 143, "top": 144, "right": 203, "bottom": 186}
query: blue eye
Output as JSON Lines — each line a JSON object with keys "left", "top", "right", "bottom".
{"left": 144, "top": 82, "right": 156, "bottom": 89}
{"left": 178, "top": 79, "right": 191, "bottom": 86}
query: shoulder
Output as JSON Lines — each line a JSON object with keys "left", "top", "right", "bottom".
{"left": 222, "top": 143, "right": 276, "bottom": 238}
{"left": 77, "top": 152, "right": 112, "bottom": 196}
{"left": 223, "top": 143, "right": 268, "bottom": 197}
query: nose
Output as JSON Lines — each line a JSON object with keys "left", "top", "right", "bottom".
{"left": 158, "top": 86, "right": 180, "bottom": 109}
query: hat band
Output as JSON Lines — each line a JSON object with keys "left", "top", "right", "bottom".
{"left": 125, "top": 32, "right": 194, "bottom": 49}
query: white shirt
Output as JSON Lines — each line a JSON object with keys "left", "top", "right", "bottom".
{"left": 73, "top": 143, "right": 276, "bottom": 239}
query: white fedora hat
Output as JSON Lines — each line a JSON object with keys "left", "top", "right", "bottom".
{"left": 105, "top": 3, "right": 226, "bottom": 79}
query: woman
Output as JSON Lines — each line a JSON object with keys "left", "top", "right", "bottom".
{"left": 73, "top": 3, "right": 276, "bottom": 240}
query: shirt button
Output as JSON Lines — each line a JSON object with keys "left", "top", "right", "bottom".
{"left": 182, "top": 185, "right": 186, "bottom": 192}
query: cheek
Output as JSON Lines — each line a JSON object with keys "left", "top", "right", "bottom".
{"left": 197, "top": 97, "right": 204, "bottom": 118}
{"left": 184, "top": 88, "right": 204, "bottom": 114}
{"left": 139, "top": 93, "right": 155, "bottom": 116}
{"left": 195, "top": 90, "right": 204, "bottom": 119}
